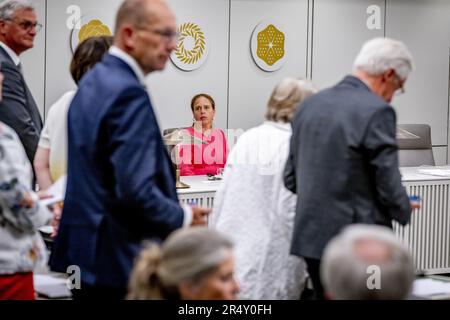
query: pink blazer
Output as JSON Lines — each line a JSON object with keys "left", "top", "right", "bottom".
{"left": 178, "top": 127, "right": 228, "bottom": 176}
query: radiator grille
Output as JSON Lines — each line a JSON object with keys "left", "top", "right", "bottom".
{"left": 394, "top": 182, "right": 450, "bottom": 273}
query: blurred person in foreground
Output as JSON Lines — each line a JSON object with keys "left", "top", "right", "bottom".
{"left": 284, "top": 37, "right": 419, "bottom": 300}
{"left": 50, "top": 0, "right": 209, "bottom": 300}
{"left": 210, "top": 78, "right": 317, "bottom": 299}
{"left": 127, "top": 227, "right": 239, "bottom": 300}
{"left": 0, "top": 71, "right": 53, "bottom": 300}
{"left": 321, "top": 224, "right": 415, "bottom": 300}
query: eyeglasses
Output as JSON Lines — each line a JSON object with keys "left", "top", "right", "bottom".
{"left": 7, "top": 19, "right": 42, "bottom": 32}
{"left": 138, "top": 28, "right": 179, "bottom": 43}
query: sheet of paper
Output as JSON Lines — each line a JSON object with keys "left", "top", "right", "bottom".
{"left": 417, "top": 168, "right": 450, "bottom": 177}
{"left": 396, "top": 127, "right": 420, "bottom": 139}
{"left": 39, "top": 175, "right": 67, "bottom": 206}
{"left": 412, "top": 278, "right": 450, "bottom": 297}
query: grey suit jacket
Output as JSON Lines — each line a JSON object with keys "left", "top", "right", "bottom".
{"left": 284, "top": 75, "right": 411, "bottom": 260}
{"left": 0, "top": 46, "right": 42, "bottom": 164}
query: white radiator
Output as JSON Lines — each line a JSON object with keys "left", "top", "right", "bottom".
{"left": 394, "top": 181, "right": 450, "bottom": 274}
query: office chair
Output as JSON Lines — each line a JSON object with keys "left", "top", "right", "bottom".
{"left": 397, "top": 124, "right": 435, "bottom": 167}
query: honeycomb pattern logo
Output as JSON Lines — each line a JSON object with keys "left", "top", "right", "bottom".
{"left": 256, "top": 24, "right": 285, "bottom": 66}
{"left": 78, "top": 19, "right": 112, "bottom": 43}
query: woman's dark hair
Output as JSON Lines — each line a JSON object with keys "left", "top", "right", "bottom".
{"left": 70, "top": 35, "right": 114, "bottom": 84}
{"left": 190, "top": 93, "right": 216, "bottom": 112}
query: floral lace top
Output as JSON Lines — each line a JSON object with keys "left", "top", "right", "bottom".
{"left": 0, "top": 122, "right": 52, "bottom": 274}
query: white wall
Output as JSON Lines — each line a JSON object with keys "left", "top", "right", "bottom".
{"left": 386, "top": 0, "right": 450, "bottom": 165}
{"left": 22, "top": 0, "right": 450, "bottom": 164}
{"left": 228, "top": 0, "right": 308, "bottom": 131}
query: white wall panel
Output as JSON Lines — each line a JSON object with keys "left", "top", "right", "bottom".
{"left": 228, "top": 0, "right": 308, "bottom": 131}
{"left": 386, "top": 0, "right": 450, "bottom": 148}
{"left": 45, "top": 0, "right": 122, "bottom": 117}
{"left": 312, "top": 0, "right": 385, "bottom": 90}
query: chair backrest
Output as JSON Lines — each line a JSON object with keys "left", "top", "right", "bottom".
{"left": 397, "top": 124, "right": 435, "bottom": 167}
{"left": 163, "top": 128, "right": 182, "bottom": 136}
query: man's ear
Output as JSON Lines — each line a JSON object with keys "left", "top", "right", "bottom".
{"left": 383, "top": 68, "right": 396, "bottom": 82}
{"left": 120, "top": 24, "right": 136, "bottom": 50}
{"left": 0, "top": 20, "right": 7, "bottom": 35}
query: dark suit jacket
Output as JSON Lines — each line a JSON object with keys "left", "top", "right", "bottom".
{"left": 50, "top": 54, "right": 184, "bottom": 288}
{"left": 0, "top": 46, "right": 42, "bottom": 164}
{"left": 284, "top": 75, "right": 411, "bottom": 260}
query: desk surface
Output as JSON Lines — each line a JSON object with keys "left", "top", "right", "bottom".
{"left": 400, "top": 166, "right": 450, "bottom": 182}
{"left": 177, "top": 175, "right": 222, "bottom": 194}
{"left": 177, "top": 167, "right": 450, "bottom": 195}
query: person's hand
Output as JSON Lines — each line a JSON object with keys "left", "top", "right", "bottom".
{"left": 50, "top": 202, "right": 63, "bottom": 238}
{"left": 18, "top": 191, "right": 34, "bottom": 208}
{"left": 410, "top": 201, "right": 421, "bottom": 210}
{"left": 190, "top": 206, "right": 211, "bottom": 226}
{"left": 410, "top": 196, "right": 421, "bottom": 210}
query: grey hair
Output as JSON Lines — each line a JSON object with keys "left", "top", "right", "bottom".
{"left": 321, "top": 224, "right": 415, "bottom": 300}
{"left": 127, "top": 227, "right": 234, "bottom": 300}
{"left": 265, "top": 78, "right": 317, "bottom": 123}
{"left": 0, "top": 0, "right": 34, "bottom": 21}
{"left": 353, "top": 37, "right": 414, "bottom": 80}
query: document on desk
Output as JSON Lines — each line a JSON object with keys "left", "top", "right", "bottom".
{"left": 417, "top": 168, "right": 450, "bottom": 177}
{"left": 39, "top": 175, "right": 67, "bottom": 207}
{"left": 413, "top": 278, "right": 450, "bottom": 298}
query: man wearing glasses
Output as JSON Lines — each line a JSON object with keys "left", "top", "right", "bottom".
{"left": 284, "top": 37, "right": 417, "bottom": 300}
{"left": 0, "top": 0, "right": 42, "bottom": 166}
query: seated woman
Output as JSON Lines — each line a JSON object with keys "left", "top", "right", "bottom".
{"left": 127, "top": 227, "right": 239, "bottom": 300}
{"left": 178, "top": 94, "right": 228, "bottom": 176}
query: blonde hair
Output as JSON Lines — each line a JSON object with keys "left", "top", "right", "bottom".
{"left": 265, "top": 78, "right": 317, "bottom": 123}
{"left": 127, "top": 227, "right": 233, "bottom": 300}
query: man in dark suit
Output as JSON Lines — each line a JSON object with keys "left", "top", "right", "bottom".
{"left": 284, "top": 38, "right": 417, "bottom": 300}
{"left": 0, "top": 0, "right": 42, "bottom": 164}
{"left": 50, "top": 0, "right": 210, "bottom": 299}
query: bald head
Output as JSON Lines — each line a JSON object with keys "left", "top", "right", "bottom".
{"left": 113, "top": 0, "right": 177, "bottom": 74}
{"left": 115, "top": 0, "right": 164, "bottom": 35}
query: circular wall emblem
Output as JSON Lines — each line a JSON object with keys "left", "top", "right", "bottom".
{"left": 70, "top": 18, "right": 112, "bottom": 53}
{"left": 250, "top": 20, "right": 286, "bottom": 72}
{"left": 170, "top": 22, "right": 209, "bottom": 71}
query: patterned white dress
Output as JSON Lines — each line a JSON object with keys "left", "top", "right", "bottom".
{"left": 210, "top": 121, "right": 307, "bottom": 300}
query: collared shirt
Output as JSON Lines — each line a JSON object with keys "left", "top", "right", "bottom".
{"left": 109, "top": 46, "right": 146, "bottom": 86}
{"left": 0, "top": 41, "right": 20, "bottom": 66}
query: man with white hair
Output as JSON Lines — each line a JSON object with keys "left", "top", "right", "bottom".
{"left": 284, "top": 37, "right": 418, "bottom": 299}
{"left": 0, "top": 0, "right": 42, "bottom": 165}
{"left": 321, "top": 224, "right": 415, "bottom": 300}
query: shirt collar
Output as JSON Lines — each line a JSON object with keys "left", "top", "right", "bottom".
{"left": 109, "top": 46, "right": 146, "bottom": 85}
{"left": 0, "top": 41, "right": 20, "bottom": 66}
